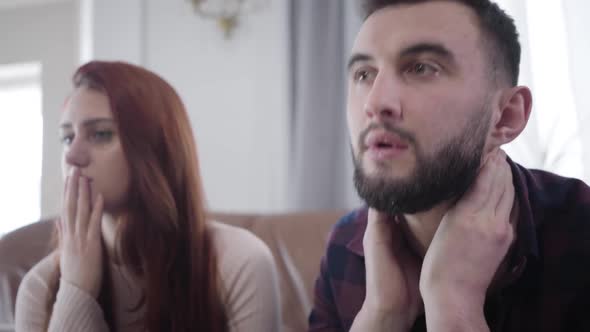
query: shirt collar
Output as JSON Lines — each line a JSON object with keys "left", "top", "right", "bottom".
{"left": 346, "top": 208, "right": 367, "bottom": 256}
{"left": 507, "top": 158, "right": 540, "bottom": 261}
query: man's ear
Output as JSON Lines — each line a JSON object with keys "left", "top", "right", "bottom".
{"left": 489, "top": 86, "right": 533, "bottom": 145}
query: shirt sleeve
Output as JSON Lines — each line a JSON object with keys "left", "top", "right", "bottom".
{"left": 14, "top": 254, "right": 109, "bottom": 332}
{"left": 308, "top": 251, "right": 343, "bottom": 332}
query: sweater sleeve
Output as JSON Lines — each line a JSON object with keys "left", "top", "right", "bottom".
{"left": 214, "top": 223, "right": 282, "bottom": 332}
{"left": 15, "top": 253, "right": 109, "bottom": 332}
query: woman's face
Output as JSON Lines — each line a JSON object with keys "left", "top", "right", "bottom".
{"left": 59, "top": 87, "right": 131, "bottom": 215}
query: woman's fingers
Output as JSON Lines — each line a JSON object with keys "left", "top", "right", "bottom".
{"left": 75, "top": 175, "right": 91, "bottom": 236}
{"left": 64, "top": 168, "right": 80, "bottom": 234}
{"left": 55, "top": 217, "right": 63, "bottom": 241}
{"left": 63, "top": 175, "right": 69, "bottom": 200}
{"left": 62, "top": 176, "right": 69, "bottom": 234}
{"left": 88, "top": 194, "right": 104, "bottom": 241}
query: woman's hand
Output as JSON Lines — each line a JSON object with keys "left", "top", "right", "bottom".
{"left": 57, "top": 167, "right": 104, "bottom": 299}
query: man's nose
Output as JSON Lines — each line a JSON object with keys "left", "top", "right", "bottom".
{"left": 363, "top": 73, "right": 403, "bottom": 121}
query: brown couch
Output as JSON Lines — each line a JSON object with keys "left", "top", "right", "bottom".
{"left": 0, "top": 211, "right": 346, "bottom": 332}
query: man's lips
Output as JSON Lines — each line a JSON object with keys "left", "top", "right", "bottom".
{"left": 361, "top": 129, "right": 410, "bottom": 162}
{"left": 364, "top": 129, "right": 410, "bottom": 150}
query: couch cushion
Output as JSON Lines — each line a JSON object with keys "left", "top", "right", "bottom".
{"left": 0, "top": 220, "right": 54, "bottom": 328}
{"left": 211, "top": 211, "right": 345, "bottom": 332}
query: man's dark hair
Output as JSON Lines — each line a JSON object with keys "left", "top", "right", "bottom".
{"left": 362, "top": 0, "right": 521, "bottom": 86}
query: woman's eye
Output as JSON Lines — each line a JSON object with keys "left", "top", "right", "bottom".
{"left": 92, "top": 130, "right": 113, "bottom": 142}
{"left": 60, "top": 134, "right": 73, "bottom": 145}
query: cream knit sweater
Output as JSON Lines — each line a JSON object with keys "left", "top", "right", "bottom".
{"left": 15, "top": 222, "right": 281, "bottom": 332}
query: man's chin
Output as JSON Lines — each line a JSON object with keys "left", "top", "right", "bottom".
{"left": 354, "top": 169, "right": 435, "bottom": 215}
{"left": 362, "top": 156, "right": 413, "bottom": 176}
{"left": 361, "top": 168, "right": 411, "bottom": 184}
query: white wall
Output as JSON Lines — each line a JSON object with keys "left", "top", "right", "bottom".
{"left": 0, "top": 0, "right": 69, "bottom": 9}
{"left": 0, "top": 0, "right": 79, "bottom": 220}
{"left": 83, "top": 0, "right": 290, "bottom": 213}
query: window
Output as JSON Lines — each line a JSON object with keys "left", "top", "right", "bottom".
{"left": 0, "top": 62, "right": 43, "bottom": 235}
{"left": 498, "top": 0, "right": 584, "bottom": 179}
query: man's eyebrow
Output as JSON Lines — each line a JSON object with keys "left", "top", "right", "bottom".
{"left": 347, "top": 43, "right": 455, "bottom": 71}
{"left": 347, "top": 53, "right": 374, "bottom": 71}
{"left": 399, "top": 42, "right": 455, "bottom": 61}
{"left": 59, "top": 118, "right": 115, "bottom": 129}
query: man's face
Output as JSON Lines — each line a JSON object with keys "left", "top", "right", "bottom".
{"left": 348, "top": 2, "right": 494, "bottom": 214}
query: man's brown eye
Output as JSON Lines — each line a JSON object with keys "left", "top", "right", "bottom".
{"left": 354, "top": 69, "right": 374, "bottom": 83}
{"left": 408, "top": 62, "right": 437, "bottom": 76}
{"left": 414, "top": 63, "right": 427, "bottom": 73}
{"left": 355, "top": 71, "right": 368, "bottom": 81}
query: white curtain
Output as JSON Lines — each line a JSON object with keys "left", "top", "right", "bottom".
{"left": 497, "top": 0, "right": 590, "bottom": 183}
{"left": 287, "top": 0, "right": 362, "bottom": 211}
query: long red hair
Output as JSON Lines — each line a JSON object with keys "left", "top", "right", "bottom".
{"left": 50, "top": 61, "right": 228, "bottom": 331}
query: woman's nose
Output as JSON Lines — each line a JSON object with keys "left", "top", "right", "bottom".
{"left": 64, "top": 139, "right": 90, "bottom": 167}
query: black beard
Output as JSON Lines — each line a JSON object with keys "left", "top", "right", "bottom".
{"left": 353, "top": 110, "right": 489, "bottom": 215}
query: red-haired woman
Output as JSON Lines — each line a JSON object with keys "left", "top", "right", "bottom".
{"left": 14, "top": 61, "right": 281, "bottom": 332}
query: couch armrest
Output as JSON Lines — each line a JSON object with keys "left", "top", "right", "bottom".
{"left": 0, "top": 219, "right": 55, "bottom": 326}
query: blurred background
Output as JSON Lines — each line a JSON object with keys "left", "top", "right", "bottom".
{"left": 0, "top": 0, "right": 589, "bottom": 235}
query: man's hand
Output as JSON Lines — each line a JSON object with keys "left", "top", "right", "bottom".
{"left": 420, "top": 149, "right": 515, "bottom": 331}
{"left": 351, "top": 209, "right": 422, "bottom": 332}
{"left": 57, "top": 167, "right": 105, "bottom": 299}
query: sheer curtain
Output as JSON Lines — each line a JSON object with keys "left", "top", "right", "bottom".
{"left": 287, "top": 0, "right": 362, "bottom": 211}
{"left": 287, "top": 0, "right": 590, "bottom": 211}
{"left": 497, "top": 0, "right": 590, "bottom": 182}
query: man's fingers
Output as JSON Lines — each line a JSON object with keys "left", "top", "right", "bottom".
{"left": 461, "top": 150, "right": 500, "bottom": 211}
{"left": 366, "top": 208, "right": 404, "bottom": 252}
{"left": 481, "top": 150, "right": 508, "bottom": 211}
{"left": 496, "top": 162, "right": 515, "bottom": 221}
{"left": 75, "top": 176, "right": 91, "bottom": 236}
{"left": 367, "top": 208, "right": 393, "bottom": 227}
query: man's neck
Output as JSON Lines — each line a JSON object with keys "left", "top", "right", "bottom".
{"left": 400, "top": 199, "right": 519, "bottom": 260}
{"left": 401, "top": 201, "right": 453, "bottom": 258}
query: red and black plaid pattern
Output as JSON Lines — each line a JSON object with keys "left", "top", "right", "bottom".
{"left": 309, "top": 160, "right": 590, "bottom": 331}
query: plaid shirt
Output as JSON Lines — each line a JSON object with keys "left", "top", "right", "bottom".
{"left": 309, "top": 160, "right": 590, "bottom": 331}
